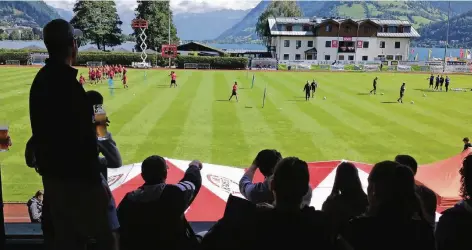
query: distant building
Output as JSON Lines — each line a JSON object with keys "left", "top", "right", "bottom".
{"left": 267, "top": 17, "right": 420, "bottom": 63}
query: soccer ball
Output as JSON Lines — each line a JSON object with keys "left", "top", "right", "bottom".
{"left": 411, "top": 101, "right": 414, "bottom": 104}
{"left": 323, "top": 96, "right": 327, "bottom": 100}
{"left": 381, "top": 93, "right": 384, "bottom": 95}
{"left": 423, "top": 94, "right": 427, "bottom": 97}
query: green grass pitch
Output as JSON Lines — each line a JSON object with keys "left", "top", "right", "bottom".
{"left": 1, "top": 67, "right": 472, "bottom": 201}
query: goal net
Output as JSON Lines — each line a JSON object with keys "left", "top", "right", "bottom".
{"left": 364, "top": 64, "right": 379, "bottom": 72}
{"left": 397, "top": 65, "right": 412, "bottom": 72}
{"left": 6, "top": 60, "right": 20, "bottom": 66}
{"left": 184, "top": 63, "right": 211, "bottom": 69}
{"left": 30, "top": 52, "right": 49, "bottom": 66}
{"left": 86, "top": 61, "right": 104, "bottom": 67}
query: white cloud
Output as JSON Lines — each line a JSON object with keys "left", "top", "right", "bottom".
{"left": 44, "top": 0, "right": 260, "bottom": 13}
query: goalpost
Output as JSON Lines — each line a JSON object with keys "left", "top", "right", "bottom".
{"left": 29, "top": 52, "right": 49, "bottom": 66}
{"left": 86, "top": 61, "right": 104, "bottom": 67}
{"left": 5, "top": 60, "right": 20, "bottom": 66}
{"left": 184, "top": 63, "right": 211, "bottom": 69}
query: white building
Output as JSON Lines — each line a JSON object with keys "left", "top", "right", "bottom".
{"left": 267, "top": 17, "right": 420, "bottom": 64}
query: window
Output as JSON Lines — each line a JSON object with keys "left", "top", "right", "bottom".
{"left": 303, "top": 25, "right": 310, "bottom": 32}
{"left": 362, "top": 56, "right": 368, "bottom": 61}
{"left": 363, "top": 41, "right": 369, "bottom": 48}
{"left": 395, "top": 41, "right": 400, "bottom": 49}
{"left": 295, "top": 54, "right": 301, "bottom": 60}
{"left": 325, "top": 55, "right": 331, "bottom": 60}
{"left": 386, "top": 55, "right": 394, "bottom": 60}
{"left": 307, "top": 41, "right": 313, "bottom": 47}
{"left": 306, "top": 54, "right": 313, "bottom": 60}
{"left": 325, "top": 41, "right": 331, "bottom": 47}
{"left": 339, "top": 55, "right": 345, "bottom": 60}
{"left": 348, "top": 55, "right": 354, "bottom": 61}
{"left": 344, "top": 26, "right": 352, "bottom": 33}
{"left": 363, "top": 26, "right": 371, "bottom": 34}
{"left": 380, "top": 41, "right": 385, "bottom": 48}
{"left": 284, "top": 40, "right": 290, "bottom": 47}
{"left": 283, "top": 54, "right": 289, "bottom": 60}
{"left": 338, "top": 41, "right": 355, "bottom": 53}
{"left": 296, "top": 40, "right": 302, "bottom": 48}
{"left": 395, "top": 55, "right": 403, "bottom": 60}
{"left": 377, "top": 55, "right": 385, "bottom": 59}
{"left": 399, "top": 26, "right": 404, "bottom": 33}
{"left": 286, "top": 25, "right": 292, "bottom": 31}
{"left": 325, "top": 24, "right": 332, "bottom": 32}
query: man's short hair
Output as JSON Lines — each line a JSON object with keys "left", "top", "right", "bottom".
{"left": 464, "top": 137, "right": 470, "bottom": 143}
{"left": 43, "top": 19, "right": 76, "bottom": 58}
{"left": 395, "top": 155, "right": 418, "bottom": 175}
{"left": 35, "top": 190, "right": 44, "bottom": 198}
{"left": 86, "top": 90, "right": 104, "bottom": 106}
{"left": 254, "top": 149, "right": 282, "bottom": 177}
{"left": 141, "top": 155, "right": 168, "bottom": 184}
{"left": 272, "top": 157, "right": 309, "bottom": 204}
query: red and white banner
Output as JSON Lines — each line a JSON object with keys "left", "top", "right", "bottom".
{"left": 357, "top": 40, "right": 363, "bottom": 48}
{"left": 331, "top": 40, "right": 338, "bottom": 48}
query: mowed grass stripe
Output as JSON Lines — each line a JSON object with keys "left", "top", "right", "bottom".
{"left": 173, "top": 71, "right": 213, "bottom": 162}
{"left": 211, "top": 71, "right": 250, "bottom": 166}
{"left": 255, "top": 73, "right": 326, "bottom": 160}
{"left": 131, "top": 71, "right": 198, "bottom": 162}
{"left": 222, "top": 72, "right": 283, "bottom": 158}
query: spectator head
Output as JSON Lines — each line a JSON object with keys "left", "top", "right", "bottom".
{"left": 270, "top": 157, "right": 309, "bottom": 207}
{"left": 34, "top": 190, "right": 44, "bottom": 201}
{"left": 460, "top": 154, "right": 472, "bottom": 200}
{"left": 86, "top": 90, "right": 104, "bottom": 106}
{"left": 254, "top": 149, "right": 282, "bottom": 177}
{"left": 367, "top": 161, "right": 425, "bottom": 219}
{"left": 395, "top": 155, "right": 418, "bottom": 175}
{"left": 141, "top": 155, "right": 168, "bottom": 184}
{"left": 464, "top": 137, "right": 470, "bottom": 144}
{"left": 43, "top": 19, "right": 82, "bottom": 64}
{"left": 331, "top": 162, "right": 365, "bottom": 197}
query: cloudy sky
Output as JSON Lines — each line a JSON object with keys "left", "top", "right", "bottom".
{"left": 44, "top": 0, "right": 261, "bottom": 13}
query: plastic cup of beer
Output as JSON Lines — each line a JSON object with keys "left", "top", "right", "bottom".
{"left": 0, "top": 124, "right": 10, "bottom": 152}
{"left": 93, "top": 105, "right": 108, "bottom": 141}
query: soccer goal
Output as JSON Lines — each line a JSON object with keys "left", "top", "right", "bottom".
{"left": 29, "top": 52, "right": 49, "bottom": 66}
{"left": 184, "top": 63, "right": 211, "bottom": 69}
{"left": 5, "top": 60, "right": 20, "bottom": 66}
{"left": 87, "top": 61, "right": 104, "bottom": 67}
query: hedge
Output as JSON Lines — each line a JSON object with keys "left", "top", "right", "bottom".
{"left": 0, "top": 50, "right": 248, "bottom": 69}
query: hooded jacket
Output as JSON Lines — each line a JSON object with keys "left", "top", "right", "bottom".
{"left": 436, "top": 200, "right": 472, "bottom": 250}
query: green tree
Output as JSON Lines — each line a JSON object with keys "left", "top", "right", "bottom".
{"left": 134, "top": 1, "right": 178, "bottom": 52}
{"left": 256, "top": 1, "right": 302, "bottom": 48}
{"left": 9, "top": 30, "right": 21, "bottom": 40}
{"left": 70, "top": 0, "right": 123, "bottom": 51}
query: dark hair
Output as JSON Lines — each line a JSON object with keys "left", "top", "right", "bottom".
{"left": 35, "top": 190, "right": 44, "bottom": 198}
{"left": 43, "top": 19, "right": 75, "bottom": 59}
{"left": 460, "top": 154, "right": 472, "bottom": 200}
{"left": 330, "top": 162, "right": 366, "bottom": 199}
{"left": 464, "top": 137, "right": 470, "bottom": 143}
{"left": 254, "top": 149, "right": 282, "bottom": 177}
{"left": 368, "top": 161, "right": 426, "bottom": 220}
{"left": 141, "top": 155, "right": 168, "bottom": 184}
{"left": 272, "top": 157, "right": 309, "bottom": 204}
{"left": 395, "top": 155, "right": 418, "bottom": 175}
{"left": 86, "top": 90, "right": 104, "bottom": 106}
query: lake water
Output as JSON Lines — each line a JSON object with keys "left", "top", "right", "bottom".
{"left": 0, "top": 40, "right": 465, "bottom": 61}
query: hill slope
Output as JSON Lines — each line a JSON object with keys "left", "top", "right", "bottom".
{"left": 0, "top": 1, "right": 60, "bottom": 28}
{"left": 216, "top": 1, "right": 461, "bottom": 43}
{"left": 418, "top": 9, "right": 472, "bottom": 48}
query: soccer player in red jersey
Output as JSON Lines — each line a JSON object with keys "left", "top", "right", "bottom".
{"left": 123, "top": 66, "right": 127, "bottom": 75}
{"left": 169, "top": 71, "right": 177, "bottom": 88}
{"left": 88, "top": 68, "right": 92, "bottom": 81}
{"left": 229, "top": 81, "right": 238, "bottom": 102}
{"left": 79, "top": 73, "right": 86, "bottom": 85}
{"left": 122, "top": 72, "right": 128, "bottom": 89}
{"left": 90, "top": 69, "right": 96, "bottom": 84}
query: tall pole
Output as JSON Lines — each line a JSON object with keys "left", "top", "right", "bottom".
{"left": 443, "top": 1, "right": 450, "bottom": 72}
{"left": 168, "top": 6, "right": 171, "bottom": 68}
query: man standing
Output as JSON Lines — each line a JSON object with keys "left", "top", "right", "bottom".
{"left": 169, "top": 71, "right": 177, "bottom": 88}
{"left": 303, "top": 81, "right": 311, "bottom": 101}
{"left": 29, "top": 19, "right": 113, "bottom": 250}
{"left": 397, "top": 82, "right": 406, "bottom": 103}
{"left": 440, "top": 75, "right": 444, "bottom": 91}
{"left": 445, "top": 75, "right": 450, "bottom": 92}
{"left": 370, "top": 77, "right": 378, "bottom": 95}
{"left": 311, "top": 80, "right": 317, "bottom": 98}
{"left": 435, "top": 75, "right": 440, "bottom": 90}
{"left": 229, "top": 82, "right": 238, "bottom": 102}
{"left": 428, "top": 74, "right": 434, "bottom": 89}
{"left": 463, "top": 137, "right": 472, "bottom": 151}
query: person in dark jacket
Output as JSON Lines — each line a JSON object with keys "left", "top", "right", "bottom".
{"left": 344, "top": 161, "right": 435, "bottom": 250}
{"left": 239, "top": 149, "right": 282, "bottom": 204}
{"left": 202, "top": 157, "right": 335, "bottom": 250}
{"left": 463, "top": 137, "right": 472, "bottom": 151}
{"left": 27, "top": 190, "right": 43, "bottom": 223}
{"left": 117, "top": 156, "right": 203, "bottom": 250}
{"left": 29, "top": 19, "right": 113, "bottom": 250}
{"left": 322, "top": 162, "right": 368, "bottom": 237}
{"left": 395, "top": 154, "right": 437, "bottom": 226}
{"left": 435, "top": 154, "right": 472, "bottom": 250}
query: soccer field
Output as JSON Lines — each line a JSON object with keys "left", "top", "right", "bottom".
{"left": 1, "top": 67, "right": 472, "bottom": 201}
